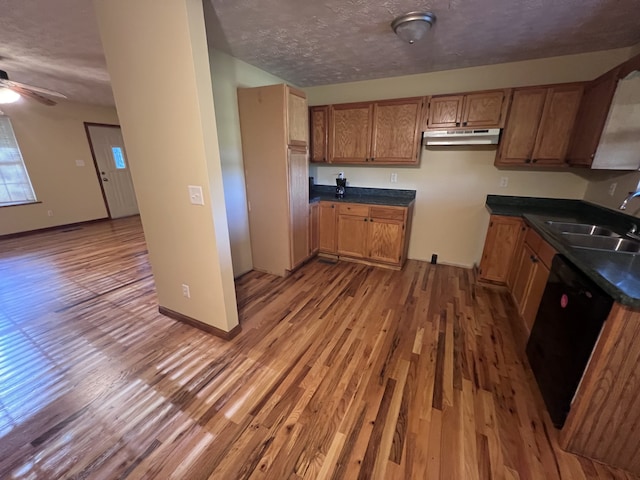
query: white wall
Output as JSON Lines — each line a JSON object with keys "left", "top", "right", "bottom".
{"left": 0, "top": 100, "right": 118, "bottom": 236}
{"left": 305, "top": 47, "right": 635, "bottom": 267}
{"left": 208, "top": 49, "right": 286, "bottom": 277}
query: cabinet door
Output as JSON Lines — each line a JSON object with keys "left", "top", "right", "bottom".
{"left": 319, "top": 202, "right": 337, "bottom": 253}
{"left": 288, "top": 148, "right": 309, "bottom": 269}
{"left": 511, "top": 243, "right": 536, "bottom": 312}
{"left": 567, "top": 71, "right": 619, "bottom": 167}
{"left": 495, "top": 88, "right": 547, "bottom": 165}
{"left": 329, "top": 103, "right": 373, "bottom": 163}
{"left": 309, "top": 202, "right": 319, "bottom": 255}
{"left": 478, "top": 216, "right": 524, "bottom": 284}
{"left": 310, "top": 106, "right": 329, "bottom": 163}
{"left": 521, "top": 260, "right": 550, "bottom": 332}
{"left": 287, "top": 87, "right": 308, "bottom": 146}
{"left": 337, "top": 214, "right": 369, "bottom": 258}
{"left": 461, "top": 91, "right": 508, "bottom": 128}
{"left": 370, "top": 98, "right": 423, "bottom": 164}
{"left": 368, "top": 218, "right": 404, "bottom": 264}
{"left": 531, "top": 85, "right": 584, "bottom": 165}
{"left": 427, "top": 95, "right": 464, "bottom": 128}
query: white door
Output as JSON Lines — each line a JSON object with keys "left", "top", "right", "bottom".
{"left": 87, "top": 125, "right": 139, "bottom": 218}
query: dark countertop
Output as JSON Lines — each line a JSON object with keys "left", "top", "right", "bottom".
{"left": 310, "top": 185, "right": 416, "bottom": 207}
{"left": 486, "top": 195, "right": 640, "bottom": 308}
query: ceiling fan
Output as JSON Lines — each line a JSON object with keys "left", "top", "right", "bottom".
{"left": 0, "top": 69, "right": 67, "bottom": 106}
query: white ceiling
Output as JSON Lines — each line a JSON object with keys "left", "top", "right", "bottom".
{"left": 0, "top": 0, "right": 638, "bottom": 106}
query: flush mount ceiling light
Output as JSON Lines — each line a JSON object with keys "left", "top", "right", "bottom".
{"left": 0, "top": 87, "right": 20, "bottom": 104}
{"left": 391, "top": 12, "right": 436, "bottom": 44}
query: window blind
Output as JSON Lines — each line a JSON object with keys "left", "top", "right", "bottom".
{"left": 0, "top": 116, "right": 36, "bottom": 206}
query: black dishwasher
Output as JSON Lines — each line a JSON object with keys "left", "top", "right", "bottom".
{"left": 526, "top": 255, "right": 613, "bottom": 428}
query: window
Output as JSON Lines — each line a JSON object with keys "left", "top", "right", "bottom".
{"left": 111, "top": 146, "right": 126, "bottom": 169}
{"left": 0, "top": 116, "right": 36, "bottom": 206}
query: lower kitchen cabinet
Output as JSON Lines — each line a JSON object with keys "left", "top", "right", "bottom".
{"left": 478, "top": 215, "right": 525, "bottom": 284}
{"left": 319, "top": 201, "right": 413, "bottom": 268}
{"left": 309, "top": 202, "right": 319, "bottom": 255}
{"left": 319, "top": 202, "right": 337, "bottom": 253}
{"left": 511, "top": 228, "right": 557, "bottom": 331}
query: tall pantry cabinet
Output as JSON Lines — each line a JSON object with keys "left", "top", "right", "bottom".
{"left": 237, "top": 84, "right": 310, "bottom": 276}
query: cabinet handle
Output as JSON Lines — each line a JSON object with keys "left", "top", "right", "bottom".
{"left": 530, "top": 255, "right": 538, "bottom": 263}
{"left": 462, "top": 121, "right": 468, "bottom": 126}
{"left": 370, "top": 157, "right": 375, "bottom": 162}
{"left": 455, "top": 122, "right": 460, "bottom": 127}
{"left": 370, "top": 218, "right": 374, "bottom": 222}
{"left": 525, "top": 158, "right": 532, "bottom": 164}
{"left": 364, "top": 218, "right": 368, "bottom": 222}
{"left": 322, "top": 157, "right": 326, "bottom": 162}
{"left": 365, "top": 158, "right": 369, "bottom": 162}
{"left": 331, "top": 205, "right": 335, "bottom": 209}
{"left": 532, "top": 159, "right": 538, "bottom": 163}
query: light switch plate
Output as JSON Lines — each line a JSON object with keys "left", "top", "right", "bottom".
{"left": 75, "top": 159, "right": 85, "bottom": 167}
{"left": 188, "top": 185, "right": 204, "bottom": 205}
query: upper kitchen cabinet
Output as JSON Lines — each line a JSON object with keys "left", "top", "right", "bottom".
{"left": 329, "top": 102, "right": 373, "bottom": 163}
{"left": 566, "top": 70, "right": 619, "bottom": 167}
{"left": 568, "top": 53, "right": 640, "bottom": 168}
{"left": 287, "top": 87, "right": 309, "bottom": 146}
{"left": 310, "top": 106, "right": 329, "bottom": 163}
{"left": 327, "top": 97, "right": 424, "bottom": 165}
{"left": 370, "top": 98, "right": 423, "bottom": 164}
{"left": 495, "top": 83, "right": 584, "bottom": 167}
{"left": 426, "top": 90, "right": 510, "bottom": 129}
{"left": 238, "top": 84, "right": 311, "bottom": 277}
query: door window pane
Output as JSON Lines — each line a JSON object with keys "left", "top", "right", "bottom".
{"left": 112, "top": 147, "right": 126, "bottom": 169}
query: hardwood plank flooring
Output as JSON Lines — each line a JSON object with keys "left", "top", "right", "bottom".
{"left": 0, "top": 216, "right": 636, "bottom": 479}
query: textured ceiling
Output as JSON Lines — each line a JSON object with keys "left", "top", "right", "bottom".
{"left": 207, "top": 0, "right": 640, "bottom": 87}
{"left": 0, "top": 0, "right": 638, "bottom": 106}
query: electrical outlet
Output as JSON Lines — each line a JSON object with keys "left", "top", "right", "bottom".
{"left": 75, "top": 159, "right": 85, "bottom": 167}
{"left": 47, "top": 210, "right": 54, "bottom": 217}
{"left": 390, "top": 173, "right": 398, "bottom": 183}
{"left": 609, "top": 182, "right": 617, "bottom": 196}
{"left": 181, "top": 284, "right": 190, "bottom": 298}
{"left": 499, "top": 176, "right": 509, "bottom": 188}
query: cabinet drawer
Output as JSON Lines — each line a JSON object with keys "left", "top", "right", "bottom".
{"left": 524, "top": 228, "right": 543, "bottom": 252}
{"left": 370, "top": 206, "right": 405, "bottom": 221}
{"left": 338, "top": 203, "right": 369, "bottom": 216}
{"left": 537, "top": 240, "right": 557, "bottom": 268}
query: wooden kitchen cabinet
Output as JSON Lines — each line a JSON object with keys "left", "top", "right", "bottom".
{"left": 478, "top": 215, "right": 525, "bottom": 284}
{"left": 310, "top": 106, "right": 329, "bottom": 163}
{"left": 309, "top": 202, "right": 319, "bottom": 255}
{"left": 566, "top": 69, "right": 620, "bottom": 167}
{"left": 287, "top": 87, "right": 309, "bottom": 146}
{"left": 426, "top": 90, "right": 509, "bottom": 129}
{"left": 238, "top": 84, "right": 310, "bottom": 276}
{"left": 320, "top": 201, "right": 413, "bottom": 268}
{"left": 496, "top": 84, "right": 584, "bottom": 166}
{"left": 319, "top": 202, "right": 337, "bottom": 253}
{"left": 337, "top": 213, "right": 369, "bottom": 258}
{"left": 370, "top": 98, "right": 423, "bottom": 164}
{"left": 510, "top": 228, "right": 557, "bottom": 332}
{"left": 329, "top": 103, "right": 373, "bottom": 163}
{"left": 325, "top": 97, "right": 424, "bottom": 165}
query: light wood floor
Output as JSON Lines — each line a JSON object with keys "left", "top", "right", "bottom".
{"left": 0, "top": 216, "right": 636, "bottom": 479}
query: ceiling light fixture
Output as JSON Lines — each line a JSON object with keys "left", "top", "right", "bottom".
{"left": 0, "top": 87, "right": 20, "bottom": 104}
{"left": 391, "top": 12, "right": 436, "bottom": 45}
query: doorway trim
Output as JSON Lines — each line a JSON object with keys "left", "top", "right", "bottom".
{"left": 84, "top": 122, "right": 121, "bottom": 219}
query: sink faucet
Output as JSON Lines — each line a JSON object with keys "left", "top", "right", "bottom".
{"left": 619, "top": 190, "right": 640, "bottom": 210}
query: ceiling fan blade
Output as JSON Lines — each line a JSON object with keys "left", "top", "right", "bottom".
{"left": 2, "top": 79, "right": 66, "bottom": 99}
{"left": 9, "top": 85, "right": 57, "bottom": 106}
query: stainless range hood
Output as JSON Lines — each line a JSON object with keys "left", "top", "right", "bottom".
{"left": 422, "top": 128, "right": 501, "bottom": 146}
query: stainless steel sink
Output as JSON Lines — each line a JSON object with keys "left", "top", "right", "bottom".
{"left": 561, "top": 233, "right": 640, "bottom": 253}
{"left": 545, "top": 221, "right": 620, "bottom": 237}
